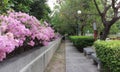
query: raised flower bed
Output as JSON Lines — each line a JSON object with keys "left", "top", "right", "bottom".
{"left": 0, "top": 10, "right": 61, "bottom": 72}
{"left": 0, "top": 11, "right": 56, "bottom": 61}
{"left": 0, "top": 38, "right": 61, "bottom": 72}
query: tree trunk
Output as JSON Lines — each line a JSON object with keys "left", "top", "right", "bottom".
{"left": 80, "top": 24, "right": 84, "bottom": 36}
{"left": 81, "top": 30, "right": 84, "bottom": 36}
{"left": 80, "top": 29, "right": 84, "bottom": 36}
{"left": 100, "top": 25, "right": 111, "bottom": 40}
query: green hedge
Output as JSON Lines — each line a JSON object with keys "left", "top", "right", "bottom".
{"left": 69, "top": 36, "right": 94, "bottom": 52}
{"left": 94, "top": 40, "right": 120, "bottom": 72}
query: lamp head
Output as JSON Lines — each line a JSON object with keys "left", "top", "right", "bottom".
{"left": 77, "top": 10, "right": 81, "bottom": 14}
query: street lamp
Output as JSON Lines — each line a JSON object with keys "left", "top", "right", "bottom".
{"left": 77, "top": 10, "right": 81, "bottom": 35}
{"left": 77, "top": 10, "right": 81, "bottom": 14}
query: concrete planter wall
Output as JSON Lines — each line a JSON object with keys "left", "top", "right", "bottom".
{"left": 0, "top": 38, "right": 61, "bottom": 72}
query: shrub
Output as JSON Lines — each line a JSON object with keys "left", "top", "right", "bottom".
{"left": 94, "top": 40, "right": 120, "bottom": 72}
{"left": 69, "top": 36, "right": 94, "bottom": 52}
{"left": 0, "top": 11, "right": 55, "bottom": 61}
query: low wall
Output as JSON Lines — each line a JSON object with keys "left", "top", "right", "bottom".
{"left": 0, "top": 38, "right": 61, "bottom": 72}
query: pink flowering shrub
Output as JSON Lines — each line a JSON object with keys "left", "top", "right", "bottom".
{"left": 0, "top": 11, "right": 55, "bottom": 61}
{"left": 8, "top": 11, "right": 55, "bottom": 45}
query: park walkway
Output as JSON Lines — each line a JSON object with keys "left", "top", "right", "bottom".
{"left": 45, "top": 40, "right": 98, "bottom": 72}
{"left": 66, "top": 40, "right": 98, "bottom": 72}
{"left": 44, "top": 40, "right": 65, "bottom": 72}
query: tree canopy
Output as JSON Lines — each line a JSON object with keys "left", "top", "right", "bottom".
{"left": 51, "top": 0, "right": 120, "bottom": 39}
{"left": 51, "top": 0, "right": 101, "bottom": 35}
{"left": 0, "top": 0, "right": 51, "bottom": 20}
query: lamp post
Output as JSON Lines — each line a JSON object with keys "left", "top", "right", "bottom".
{"left": 77, "top": 10, "right": 81, "bottom": 15}
{"left": 77, "top": 10, "right": 81, "bottom": 35}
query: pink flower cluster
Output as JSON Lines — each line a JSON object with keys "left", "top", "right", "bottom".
{"left": 0, "top": 11, "right": 55, "bottom": 61}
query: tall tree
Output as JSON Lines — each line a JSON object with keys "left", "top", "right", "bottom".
{"left": 52, "top": 0, "right": 97, "bottom": 35}
{"left": 93, "top": 0, "right": 120, "bottom": 40}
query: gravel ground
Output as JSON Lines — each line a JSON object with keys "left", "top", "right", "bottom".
{"left": 44, "top": 40, "right": 65, "bottom": 72}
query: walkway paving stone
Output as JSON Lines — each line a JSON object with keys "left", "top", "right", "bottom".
{"left": 65, "top": 40, "right": 98, "bottom": 72}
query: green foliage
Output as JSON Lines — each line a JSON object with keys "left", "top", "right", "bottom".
{"left": 110, "top": 21, "right": 120, "bottom": 34}
{"left": 30, "top": 0, "right": 51, "bottom": 20}
{"left": 0, "top": 0, "right": 14, "bottom": 13}
{"left": 94, "top": 40, "right": 120, "bottom": 72}
{"left": 0, "top": 0, "right": 34, "bottom": 13}
{"left": 69, "top": 36, "right": 94, "bottom": 52}
{"left": 51, "top": 0, "right": 103, "bottom": 35}
{"left": 0, "top": 0, "right": 51, "bottom": 21}
{"left": 12, "top": 0, "right": 33, "bottom": 13}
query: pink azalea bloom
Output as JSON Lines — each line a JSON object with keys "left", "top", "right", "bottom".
{"left": 28, "top": 40, "right": 35, "bottom": 46}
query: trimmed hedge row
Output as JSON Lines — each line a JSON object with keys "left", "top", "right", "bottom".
{"left": 94, "top": 40, "right": 120, "bottom": 72}
{"left": 69, "top": 36, "right": 94, "bottom": 52}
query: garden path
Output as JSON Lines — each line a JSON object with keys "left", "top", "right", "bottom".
{"left": 44, "top": 40, "right": 65, "bottom": 72}
{"left": 66, "top": 40, "right": 98, "bottom": 72}
{"left": 44, "top": 40, "right": 98, "bottom": 72}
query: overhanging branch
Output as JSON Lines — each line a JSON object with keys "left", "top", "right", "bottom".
{"left": 109, "top": 16, "right": 120, "bottom": 26}
{"left": 93, "top": 0, "right": 102, "bottom": 15}
{"left": 103, "top": 5, "right": 111, "bottom": 15}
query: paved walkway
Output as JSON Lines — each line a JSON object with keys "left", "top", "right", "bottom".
{"left": 44, "top": 40, "right": 65, "bottom": 72}
{"left": 66, "top": 40, "right": 98, "bottom": 72}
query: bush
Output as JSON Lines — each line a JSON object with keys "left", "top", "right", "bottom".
{"left": 0, "top": 11, "right": 55, "bottom": 61}
{"left": 69, "top": 36, "right": 94, "bottom": 52}
{"left": 94, "top": 40, "right": 120, "bottom": 72}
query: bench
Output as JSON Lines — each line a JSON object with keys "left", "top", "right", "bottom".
{"left": 91, "top": 53, "right": 101, "bottom": 70}
{"left": 83, "top": 47, "right": 95, "bottom": 57}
